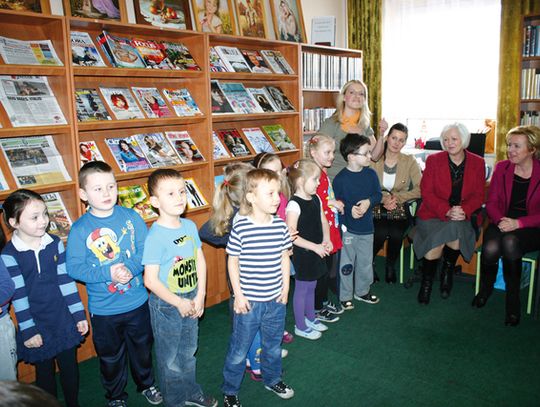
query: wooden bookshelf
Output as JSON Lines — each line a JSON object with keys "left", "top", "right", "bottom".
{"left": 520, "top": 14, "right": 540, "bottom": 126}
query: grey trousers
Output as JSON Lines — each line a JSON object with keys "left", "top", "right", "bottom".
{"left": 0, "top": 314, "right": 17, "bottom": 380}
{"left": 339, "top": 231, "right": 374, "bottom": 301}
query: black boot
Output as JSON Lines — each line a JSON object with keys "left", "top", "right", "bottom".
{"left": 440, "top": 246, "right": 460, "bottom": 299}
{"left": 418, "top": 258, "right": 437, "bottom": 304}
{"left": 385, "top": 262, "right": 397, "bottom": 284}
{"left": 472, "top": 261, "right": 498, "bottom": 308}
{"left": 502, "top": 258, "right": 522, "bottom": 326}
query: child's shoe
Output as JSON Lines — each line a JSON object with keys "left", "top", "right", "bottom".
{"left": 185, "top": 394, "right": 218, "bottom": 407}
{"left": 108, "top": 401, "right": 127, "bottom": 407}
{"left": 141, "top": 385, "right": 162, "bottom": 405}
{"left": 223, "top": 394, "right": 242, "bottom": 407}
{"left": 264, "top": 381, "right": 295, "bottom": 399}
{"left": 354, "top": 292, "right": 380, "bottom": 304}
{"left": 340, "top": 300, "right": 355, "bottom": 310}
{"left": 282, "top": 330, "right": 294, "bottom": 343}
{"left": 294, "top": 325, "right": 321, "bottom": 340}
{"left": 316, "top": 308, "right": 340, "bottom": 323}
{"left": 305, "top": 317, "right": 328, "bottom": 332}
{"left": 281, "top": 348, "right": 288, "bottom": 358}
{"left": 324, "top": 301, "right": 344, "bottom": 315}
{"left": 247, "top": 367, "right": 262, "bottom": 382}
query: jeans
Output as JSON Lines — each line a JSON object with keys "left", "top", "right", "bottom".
{"left": 149, "top": 292, "right": 202, "bottom": 407}
{"left": 222, "top": 299, "right": 286, "bottom": 395}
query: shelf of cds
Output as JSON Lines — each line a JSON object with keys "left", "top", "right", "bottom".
{"left": 520, "top": 14, "right": 540, "bottom": 126}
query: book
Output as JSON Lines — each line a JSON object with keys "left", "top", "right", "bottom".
{"left": 210, "top": 80, "right": 235, "bottom": 114}
{"left": 133, "top": 132, "right": 182, "bottom": 167}
{"left": 105, "top": 136, "right": 151, "bottom": 172}
{"left": 240, "top": 49, "right": 272, "bottom": 73}
{"left": 99, "top": 87, "right": 145, "bottom": 120}
{"left": 162, "top": 88, "right": 202, "bottom": 116}
{"left": 216, "top": 128, "right": 251, "bottom": 157}
{"left": 160, "top": 41, "right": 200, "bottom": 70}
{"left": 131, "top": 87, "right": 173, "bottom": 118}
{"left": 131, "top": 38, "right": 172, "bottom": 69}
{"left": 0, "top": 36, "right": 63, "bottom": 66}
{"left": 42, "top": 192, "right": 72, "bottom": 240}
{"left": 79, "top": 140, "right": 104, "bottom": 167}
{"left": 265, "top": 86, "right": 295, "bottom": 112}
{"left": 241, "top": 127, "right": 275, "bottom": 154}
{"left": 212, "top": 131, "right": 230, "bottom": 159}
{"left": 214, "top": 46, "right": 252, "bottom": 73}
{"left": 209, "top": 47, "right": 228, "bottom": 72}
{"left": 74, "top": 88, "right": 112, "bottom": 122}
{"left": 71, "top": 31, "right": 106, "bottom": 67}
{"left": 118, "top": 184, "right": 158, "bottom": 221}
{"left": 164, "top": 131, "right": 205, "bottom": 163}
{"left": 262, "top": 124, "right": 296, "bottom": 151}
{"left": 219, "top": 82, "right": 263, "bottom": 114}
{"left": 96, "top": 31, "right": 146, "bottom": 68}
{"left": 260, "top": 50, "right": 294, "bottom": 74}
{"left": 184, "top": 178, "right": 208, "bottom": 210}
{"left": 0, "top": 135, "right": 71, "bottom": 187}
{"left": 246, "top": 87, "right": 279, "bottom": 112}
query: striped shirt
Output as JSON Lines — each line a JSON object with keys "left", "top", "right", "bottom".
{"left": 226, "top": 216, "right": 292, "bottom": 301}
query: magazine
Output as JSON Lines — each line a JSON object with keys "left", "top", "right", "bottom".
{"left": 0, "top": 135, "right": 72, "bottom": 187}
{"left": 131, "top": 87, "right": 173, "bottom": 118}
{"left": 74, "top": 88, "right": 112, "bottom": 122}
{"left": 0, "top": 76, "right": 67, "bottom": 127}
{"left": 105, "top": 136, "right": 151, "bottom": 172}
{"left": 162, "top": 88, "right": 202, "bottom": 116}
{"left": 131, "top": 38, "right": 172, "bottom": 69}
{"left": 133, "top": 132, "right": 182, "bottom": 167}
{"left": 262, "top": 124, "right": 296, "bottom": 151}
{"left": 246, "top": 87, "right": 278, "bottom": 112}
{"left": 265, "top": 86, "right": 295, "bottom": 112}
{"left": 260, "top": 50, "right": 294, "bottom": 74}
{"left": 210, "top": 80, "right": 234, "bottom": 114}
{"left": 0, "top": 36, "right": 63, "bottom": 66}
{"left": 216, "top": 128, "right": 251, "bottom": 157}
{"left": 79, "top": 140, "right": 104, "bottom": 167}
{"left": 212, "top": 132, "right": 230, "bottom": 160}
{"left": 96, "top": 31, "right": 146, "bottom": 68}
{"left": 118, "top": 184, "right": 158, "bottom": 221}
{"left": 70, "top": 31, "right": 106, "bottom": 67}
{"left": 209, "top": 47, "right": 228, "bottom": 72}
{"left": 164, "top": 131, "right": 205, "bottom": 163}
{"left": 184, "top": 178, "right": 208, "bottom": 210}
{"left": 0, "top": 167, "right": 8, "bottom": 190}
{"left": 214, "top": 46, "right": 252, "bottom": 73}
{"left": 241, "top": 49, "right": 272, "bottom": 73}
{"left": 99, "top": 87, "right": 145, "bottom": 120}
{"left": 42, "top": 192, "right": 72, "bottom": 240}
{"left": 220, "top": 82, "right": 263, "bottom": 114}
{"left": 160, "top": 41, "right": 200, "bottom": 71}
{"left": 241, "top": 127, "right": 275, "bottom": 154}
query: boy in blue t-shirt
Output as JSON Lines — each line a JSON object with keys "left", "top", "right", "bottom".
{"left": 333, "top": 134, "right": 383, "bottom": 310}
{"left": 66, "top": 161, "right": 161, "bottom": 407}
{"left": 142, "top": 169, "right": 217, "bottom": 407}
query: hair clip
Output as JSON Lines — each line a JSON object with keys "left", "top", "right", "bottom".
{"left": 292, "top": 161, "right": 300, "bottom": 169}
{"left": 309, "top": 137, "right": 318, "bottom": 145}
{"left": 223, "top": 180, "right": 230, "bottom": 186}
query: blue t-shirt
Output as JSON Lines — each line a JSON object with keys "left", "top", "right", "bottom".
{"left": 142, "top": 219, "right": 201, "bottom": 294}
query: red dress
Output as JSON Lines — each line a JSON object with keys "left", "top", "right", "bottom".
{"left": 316, "top": 170, "right": 342, "bottom": 253}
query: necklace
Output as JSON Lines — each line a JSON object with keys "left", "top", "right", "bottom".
{"left": 384, "top": 162, "right": 397, "bottom": 174}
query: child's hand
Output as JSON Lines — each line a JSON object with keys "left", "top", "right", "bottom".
{"left": 277, "top": 288, "right": 289, "bottom": 305}
{"left": 233, "top": 295, "right": 251, "bottom": 314}
{"left": 352, "top": 199, "right": 370, "bottom": 218}
{"left": 312, "top": 243, "right": 328, "bottom": 258}
{"left": 24, "top": 334, "right": 43, "bottom": 348}
{"left": 176, "top": 297, "right": 193, "bottom": 317}
{"left": 77, "top": 320, "right": 89, "bottom": 336}
{"left": 288, "top": 226, "right": 299, "bottom": 241}
{"left": 191, "top": 295, "right": 205, "bottom": 319}
{"left": 110, "top": 263, "right": 132, "bottom": 284}
{"left": 329, "top": 199, "right": 344, "bottom": 214}
{"left": 323, "top": 240, "right": 333, "bottom": 255}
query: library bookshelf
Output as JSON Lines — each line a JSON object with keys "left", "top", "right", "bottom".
{"left": 520, "top": 14, "right": 540, "bottom": 126}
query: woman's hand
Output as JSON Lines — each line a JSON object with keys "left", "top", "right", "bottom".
{"left": 446, "top": 206, "right": 466, "bottom": 221}
{"left": 379, "top": 118, "right": 389, "bottom": 137}
{"left": 498, "top": 217, "right": 519, "bottom": 233}
{"left": 382, "top": 194, "right": 398, "bottom": 210}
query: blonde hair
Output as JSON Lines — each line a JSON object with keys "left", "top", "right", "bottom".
{"left": 209, "top": 162, "right": 253, "bottom": 236}
{"left": 253, "top": 152, "right": 291, "bottom": 199}
{"left": 287, "top": 159, "right": 321, "bottom": 194}
{"left": 305, "top": 133, "right": 335, "bottom": 162}
{"left": 241, "top": 169, "right": 280, "bottom": 215}
{"left": 506, "top": 125, "right": 540, "bottom": 160}
{"left": 331, "top": 80, "right": 371, "bottom": 131}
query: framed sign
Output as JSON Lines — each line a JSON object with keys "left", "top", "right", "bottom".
{"left": 134, "top": 0, "right": 192, "bottom": 30}
{"left": 191, "top": 0, "right": 236, "bottom": 35}
{"left": 269, "top": 0, "right": 306, "bottom": 43}
{"left": 234, "top": 0, "right": 267, "bottom": 38}
{"left": 66, "top": 0, "right": 124, "bottom": 22}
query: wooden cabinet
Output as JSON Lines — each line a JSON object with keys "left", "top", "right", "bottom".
{"left": 520, "top": 14, "right": 540, "bottom": 126}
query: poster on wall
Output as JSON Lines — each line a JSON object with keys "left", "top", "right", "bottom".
{"left": 234, "top": 0, "right": 267, "bottom": 38}
{"left": 134, "top": 0, "right": 192, "bottom": 30}
{"left": 0, "top": 0, "right": 45, "bottom": 13}
{"left": 67, "top": 0, "right": 123, "bottom": 21}
{"left": 191, "top": 0, "right": 236, "bottom": 35}
{"left": 269, "top": 0, "right": 306, "bottom": 43}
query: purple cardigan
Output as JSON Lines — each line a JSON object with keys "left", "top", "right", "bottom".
{"left": 486, "top": 158, "right": 540, "bottom": 228}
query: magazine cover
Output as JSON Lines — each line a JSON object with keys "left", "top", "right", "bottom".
{"left": 265, "top": 85, "right": 295, "bottom": 111}
{"left": 71, "top": 31, "right": 106, "bottom": 67}
{"left": 0, "top": 36, "right": 63, "bottom": 66}
{"left": 214, "top": 46, "right": 252, "bottom": 73}
{"left": 79, "top": 140, "right": 105, "bottom": 167}
{"left": 262, "top": 124, "right": 296, "bottom": 151}
{"left": 105, "top": 136, "right": 151, "bottom": 172}
{"left": 0, "top": 136, "right": 72, "bottom": 187}
{"left": 209, "top": 47, "right": 228, "bottom": 72}
{"left": 75, "top": 88, "right": 112, "bottom": 122}
{"left": 42, "top": 192, "right": 72, "bottom": 240}
{"left": 241, "top": 127, "right": 275, "bottom": 154}
{"left": 216, "top": 128, "right": 251, "bottom": 157}
{"left": 0, "top": 167, "right": 9, "bottom": 191}
{"left": 260, "top": 50, "right": 294, "bottom": 74}
{"left": 118, "top": 184, "right": 158, "bottom": 221}
{"left": 99, "top": 87, "right": 145, "bottom": 120}
{"left": 184, "top": 178, "right": 208, "bottom": 210}
{"left": 212, "top": 132, "right": 230, "bottom": 159}
{"left": 220, "top": 82, "right": 264, "bottom": 114}
{"left": 162, "top": 88, "right": 202, "bottom": 116}
{"left": 133, "top": 132, "right": 182, "bottom": 167}
{"left": 164, "top": 131, "right": 205, "bottom": 163}
{"left": 210, "top": 80, "right": 235, "bottom": 114}
{"left": 241, "top": 49, "right": 272, "bottom": 73}
{"left": 131, "top": 87, "right": 173, "bottom": 118}
{"left": 131, "top": 38, "right": 172, "bottom": 69}
{"left": 97, "top": 31, "right": 146, "bottom": 68}
{"left": 160, "top": 41, "right": 200, "bottom": 70}
{"left": 246, "top": 87, "right": 279, "bottom": 112}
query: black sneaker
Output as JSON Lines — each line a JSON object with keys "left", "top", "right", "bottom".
{"left": 223, "top": 394, "right": 242, "bottom": 407}
{"left": 317, "top": 308, "right": 340, "bottom": 323}
{"left": 264, "top": 381, "right": 295, "bottom": 399}
{"left": 141, "top": 385, "right": 162, "bottom": 405}
{"left": 324, "top": 301, "right": 344, "bottom": 315}
{"left": 185, "top": 394, "right": 218, "bottom": 407}
{"left": 108, "top": 401, "right": 127, "bottom": 407}
{"left": 340, "top": 300, "right": 354, "bottom": 310}
{"left": 354, "top": 292, "right": 380, "bottom": 304}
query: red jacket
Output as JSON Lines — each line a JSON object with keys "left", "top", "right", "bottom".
{"left": 486, "top": 158, "right": 540, "bottom": 229}
{"left": 418, "top": 150, "right": 485, "bottom": 221}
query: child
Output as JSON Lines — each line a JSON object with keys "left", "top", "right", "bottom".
{"left": 305, "top": 135, "right": 344, "bottom": 321}
{"left": 333, "top": 134, "right": 382, "bottom": 310}
{"left": 0, "top": 249, "right": 16, "bottom": 381}
{"left": 222, "top": 169, "right": 294, "bottom": 407}
{"left": 286, "top": 159, "right": 332, "bottom": 340}
{"left": 142, "top": 169, "right": 217, "bottom": 407}
{"left": 1, "top": 189, "right": 88, "bottom": 406}
{"left": 66, "top": 161, "right": 161, "bottom": 407}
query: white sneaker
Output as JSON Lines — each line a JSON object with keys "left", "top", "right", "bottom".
{"left": 281, "top": 348, "right": 288, "bottom": 358}
{"left": 305, "top": 317, "right": 328, "bottom": 332}
{"left": 294, "top": 326, "right": 322, "bottom": 340}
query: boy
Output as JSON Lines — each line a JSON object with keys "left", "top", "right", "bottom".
{"left": 66, "top": 161, "right": 161, "bottom": 407}
{"left": 333, "top": 134, "right": 382, "bottom": 310}
{"left": 222, "top": 169, "right": 294, "bottom": 407}
{"left": 142, "top": 168, "right": 217, "bottom": 407}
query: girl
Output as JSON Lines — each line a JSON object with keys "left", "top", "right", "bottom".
{"left": 305, "top": 135, "right": 344, "bottom": 321}
{"left": 286, "top": 159, "right": 332, "bottom": 340}
{"left": 1, "top": 189, "right": 88, "bottom": 406}
{"left": 253, "top": 152, "right": 290, "bottom": 221}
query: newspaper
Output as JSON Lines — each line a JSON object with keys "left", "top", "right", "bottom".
{"left": 0, "top": 36, "right": 63, "bottom": 66}
{"left": 0, "top": 76, "right": 67, "bottom": 127}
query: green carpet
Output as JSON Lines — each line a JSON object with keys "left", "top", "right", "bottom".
{"left": 76, "top": 270, "right": 540, "bottom": 407}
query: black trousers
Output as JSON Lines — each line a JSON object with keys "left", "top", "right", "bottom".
{"left": 315, "top": 253, "right": 337, "bottom": 310}
{"left": 373, "top": 218, "right": 409, "bottom": 266}
{"left": 35, "top": 346, "right": 79, "bottom": 407}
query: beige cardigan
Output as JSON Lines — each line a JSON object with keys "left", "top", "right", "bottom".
{"left": 370, "top": 153, "right": 422, "bottom": 203}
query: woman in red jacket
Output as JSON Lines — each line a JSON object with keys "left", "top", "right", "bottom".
{"left": 414, "top": 123, "right": 485, "bottom": 304}
{"left": 472, "top": 126, "right": 540, "bottom": 326}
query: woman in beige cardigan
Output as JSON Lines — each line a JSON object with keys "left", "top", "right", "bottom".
{"left": 370, "top": 123, "right": 422, "bottom": 283}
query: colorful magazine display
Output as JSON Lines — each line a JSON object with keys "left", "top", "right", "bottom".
{"left": 265, "top": 86, "right": 295, "bottom": 112}
{"left": 184, "top": 178, "right": 208, "bottom": 210}
{"left": 212, "top": 132, "right": 230, "bottom": 160}
{"left": 75, "top": 88, "right": 112, "bottom": 122}
{"left": 79, "top": 140, "right": 105, "bottom": 166}
{"left": 241, "top": 49, "right": 272, "bottom": 73}
{"left": 161, "top": 41, "right": 200, "bottom": 70}
{"left": 241, "top": 127, "right": 275, "bottom": 154}
{"left": 260, "top": 50, "right": 294, "bottom": 74}
{"left": 97, "top": 31, "right": 146, "bottom": 68}
{"left": 209, "top": 47, "right": 227, "bottom": 72}
{"left": 131, "top": 87, "right": 173, "bottom": 118}
{"left": 0, "top": 167, "right": 8, "bottom": 191}
{"left": 262, "top": 124, "right": 296, "bottom": 151}
{"left": 71, "top": 31, "right": 106, "bottom": 67}
{"left": 216, "top": 128, "right": 251, "bottom": 157}
{"left": 164, "top": 131, "right": 205, "bottom": 163}
{"left": 214, "top": 46, "right": 252, "bottom": 73}
{"left": 220, "top": 82, "right": 263, "bottom": 114}
{"left": 131, "top": 38, "right": 172, "bottom": 69}
{"left": 162, "top": 88, "right": 202, "bottom": 116}
{"left": 210, "top": 80, "right": 234, "bottom": 114}
{"left": 0, "top": 36, "right": 63, "bottom": 66}
{"left": 105, "top": 136, "right": 151, "bottom": 172}
{"left": 100, "top": 87, "right": 145, "bottom": 120}
{"left": 134, "top": 132, "right": 182, "bottom": 167}
{"left": 118, "top": 184, "right": 157, "bottom": 221}
{"left": 246, "top": 87, "right": 279, "bottom": 112}
{"left": 42, "top": 192, "right": 72, "bottom": 240}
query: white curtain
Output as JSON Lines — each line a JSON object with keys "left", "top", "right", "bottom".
{"left": 382, "top": 0, "right": 501, "bottom": 144}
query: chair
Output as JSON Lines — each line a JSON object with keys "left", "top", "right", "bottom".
{"left": 399, "top": 198, "right": 421, "bottom": 285}
{"left": 423, "top": 133, "right": 487, "bottom": 158}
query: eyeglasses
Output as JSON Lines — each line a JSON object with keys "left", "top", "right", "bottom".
{"left": 352, "top": 151, "right": 371, "bottom": 157}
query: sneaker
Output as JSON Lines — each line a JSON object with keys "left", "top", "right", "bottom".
{"left": 282, "top": 330, "right": 294, "bottom": 343}
{"left": 324, "top": 301, "right": 344, "bottom": 315}
{"left": 223, "top": 395, "right": 242, "bottom": 407}
{"left": 108, "top": 401, "right": 127, "bottom": 407}
{"left": 249, "top": 368, "right": 262, "bottom": 381}
{"left": 354, "top": 292, "right": 380, "bottom": 304}
{"left": 141, "top": 386, "right": 162, "bottom": 405}
{"left": 281, "top": 348, "right": 288, "bottom": 358}
{"left": 317, "top": 308, "right": 340, "bottom": 323}
{"left": 305, "top": 317, "right": 328, "bottom": 332}
{"left": 264, "top": 381, "right": 295, "bottom": 399}
{"left": 294, "top": 325, "right": 322, "bottom": 340}
{"left": 185, "top": 394, "right": 217, "bottom": 407}
{"left": 340, "top": 300, "right": 355, "bottom": 310}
